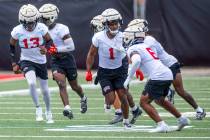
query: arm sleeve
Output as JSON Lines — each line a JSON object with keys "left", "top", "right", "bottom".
{"left": 127, "top": 54, "right": 141, "bottom": 79}
{"left": 57, "top": 38, "right": 75, "bottom": 52}
{"left": 59, "top": 25, "right": 70, "bottom": 38}
{"left": 9, "top": 44, "right": 16, "bottom": 63}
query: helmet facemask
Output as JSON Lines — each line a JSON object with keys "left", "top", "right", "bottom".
{"left": 41, "top": 16, "right": 55, "bottom": 27}
{"left": 105, "top": 19, "right": 122, "bottom": 35}
{"left": 39, "top": 4, "right": 59, "bottom": 28}
{"left": 20, "top": 20, "right": 38, "bottom": 31}
{"left": 101, "top": 8, "right": 123, "bottom": 36}
{"left": 123, "top": 25, "right": 145, "bottom": 48}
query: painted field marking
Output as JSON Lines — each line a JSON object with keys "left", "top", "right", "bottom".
{"left": 0, "top": 135, "right": 210, "bottom": 139}
{"left": 0, "top": 118, "right": 210, "bottom": 123}
{"left": 45, "top": 125, "right": 192, "bottom": 132}
{"left": 0, "top": 79, "right": 145, "bottom": 97}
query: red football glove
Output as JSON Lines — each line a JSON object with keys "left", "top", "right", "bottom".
{"left": 12, "top": 63, "right": 22, "bottom": 74}
{"left": 48, "top": 44, "right": 57, "bottom": 55}
{"left": 85, "top": 71, "right": 92, "bottom": 81}
{"left": 136, "top": 69, "right": 144, "bottom": 81}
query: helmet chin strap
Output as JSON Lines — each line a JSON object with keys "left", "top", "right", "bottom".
{"left": 108, "top": 28, "right": 119, "bottom": 35}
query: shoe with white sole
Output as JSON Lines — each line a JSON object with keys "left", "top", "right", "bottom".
{"left": 45, "top": 111, "right": 54, "bottom": 124}
{"left": 36, "top": 107, "right": 43, "bottom": 121}
{"left": 149, "top": 122, "right": 169, "bottom": 133}
{"left": 177, "top": 116, "right": 190, "bottom": 131}
{"left": 196, "top": 109, "right": 206, "bottom": 120}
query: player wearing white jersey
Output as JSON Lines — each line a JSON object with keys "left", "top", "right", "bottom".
{"left": 128, "top": 19, "right": 206, "bottom": 120}
{"left": 123, "top": 25, "right": 190, "bottom": 132}
{"left": 86, "top": 8, "right": 131, "bottom": 128}
{"left": 39, "top": 4, "right": 87, "bottom": 119}
{"left": 9, "top": 4, "right": 54, "bottom": 123}
{"left": 90, "top": 15, "right": 142, "bottom": 125}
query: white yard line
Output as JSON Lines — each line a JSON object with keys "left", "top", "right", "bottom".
{"left": 0, "top": 135, "right": 210, "bottom": 139}
{"left": 0, "top": 79, "right": 146, "bottom": 97}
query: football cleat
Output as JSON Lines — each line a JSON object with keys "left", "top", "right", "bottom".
{"left": 80, "top": 96, "right": 87, "bottom": 113}
{"left": 36, "top": 107, "right": 43, "bottom": 121}
{"left": 177, "top": 116, "right": 190, "bottom": 131}
{"left": 149, "top": 123, "right": 169, "bottom": 133}
{"left": 45, "top": 111, "right": 54, "bottom": 124}
{"left": 130, "top": 107, "right": 142, "bottom": 124}
{"left": 196, "top": 109, "right": 206, "bottom": 120}
{"left": 63, "top": 109, "right": 74, "bottom": 119}
{"left": 109, "top": 112, "right": 123, "bottom": 124}
{"left": 124, "top": 122, "right": 132, "bottom": 129}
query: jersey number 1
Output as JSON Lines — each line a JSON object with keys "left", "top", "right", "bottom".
{"left": 146, "top": 48, "right": 159, "bottom": 60}
{"left": 109, "top": 48, "right": 115, "bottom": 59}
{"left": 23, "top": 37, "right": 39, "bottom": 48}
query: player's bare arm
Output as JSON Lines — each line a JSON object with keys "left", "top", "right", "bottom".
{"left": 86, "top": 44, "right": 98, "bottom": 71}
{"left": 85, "top": 44, "right": 98, "bottom": 81}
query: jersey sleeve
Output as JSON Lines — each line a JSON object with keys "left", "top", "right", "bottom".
{"left": 146, "top": 36, "right": 164, "bottom": 55}
{"left": 59, "top": 25, "right": 70, "bottom": 39}
{"left": 39, "top": 23, "right": 48, "bottom": 36}
{"left": 11, "top": 27, "right": 18, "bottom": 40}
{"left": 92, "top": 34, "right": 99, "bottom": 48}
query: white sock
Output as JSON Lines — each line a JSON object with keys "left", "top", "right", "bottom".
{"left": 115, "top": 109, "right": 122, "bottom": 113}
{"left": 196, "top": 107, "right": 203, "bottom": 112}
{"left": 157, "top": 121, "right": 166, "bottom": 126}
{"left": 131, "top": 105, "right": 137, "bottom": 111}
{"left": 123, "top": 119, "right": 129, "bottom": 124}
{"left": 64, "top": 105, "right": 71, "bottom": 110}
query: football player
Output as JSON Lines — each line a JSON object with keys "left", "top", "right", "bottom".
{"left": 123, "top": 25, "right": 190, "bottom": 132}
{"left": 86, "top": 8, "right": 132, "bottom": 128}
{"left": 128, "top": 19, "right": 206, "bottom": 120}
{"left": 90, "top": 14, "right": 143, "bottom": 125}
{"left": 39, "top": 3, "right": 87, "bottom": 119}
{"left": 9, "top": 4, "right": 54, "bottom": 123}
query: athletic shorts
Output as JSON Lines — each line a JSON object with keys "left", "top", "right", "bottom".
{"left": 143, "top": 80, "right": 172, "bottom": 100}
{"left": 20, "top": 60, "right": 48, "bottom": 80}
{"left": 169, "top": 62, "right": 181, "bottom": 79}
{"left": 51, "top": 53, "right": 77, "bottom": 81}
{"left": 97, "top": 66, "right": 127, "bottom": 95}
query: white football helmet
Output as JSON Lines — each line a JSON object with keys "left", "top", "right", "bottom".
{"left": 123, "top": 25, "right": 145, "bottom": 47}
{"left": 101, "top": 8, "right": 122, "bottom": 35}
{"left": 128, "top": 19, "right": 149, "bottom": 32}
{"left": 90, "top": 15, "right": 104, "bottom": 33}
{"left": 39, "top": 3, "right": 59, "bottom": 26}
{"left": 18, "top": 4, "right": 39, "bottom": 31}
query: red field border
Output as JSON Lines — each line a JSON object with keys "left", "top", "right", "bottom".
{"left": 0, "top": 74, "right": 24, "bottom": 81}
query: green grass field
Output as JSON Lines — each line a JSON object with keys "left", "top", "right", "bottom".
{"left": 0, "top": 72, "right": 209, "bottom": 140}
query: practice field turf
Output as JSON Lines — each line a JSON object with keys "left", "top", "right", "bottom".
{"left": 0, "top": 71, "right": 209, "bottom": 140}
